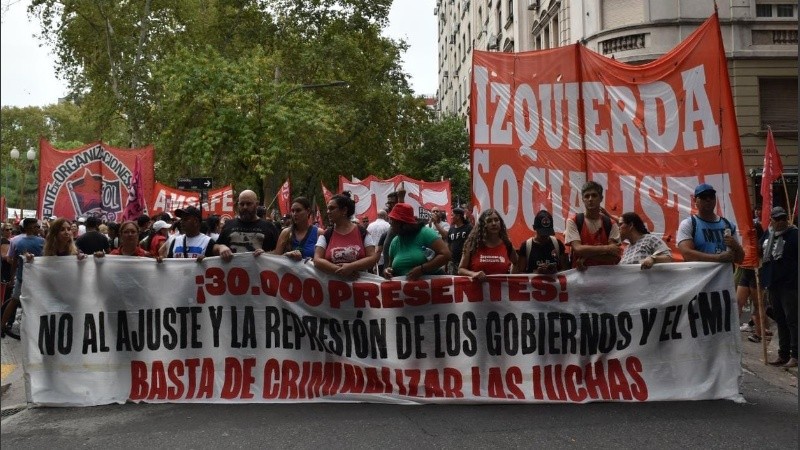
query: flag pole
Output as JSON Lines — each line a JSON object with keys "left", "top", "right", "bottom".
{"left": 754, "top": 268, "right": 768, "bottom": 364}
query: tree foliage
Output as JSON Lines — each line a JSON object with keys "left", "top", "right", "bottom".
{"left": 25, "top": 0, "right": 468, "bottom": 210}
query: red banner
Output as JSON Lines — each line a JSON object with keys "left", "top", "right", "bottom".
{"left": 760, "top": 128, "right": 783, "bottom": 228}
{"left": 38, "top": 140, "right": 154, "bottom": 222}
{"left": 339, "top": 175, "right": 452, "bottom": 222}
{"left": 321, "top": 182, "right": 334, "bottom": 205}
{"left": 150, "top": 182, "right": 235, "bottom": 219}
{"left": 278, "top": 179, "right": 291, "bottom": 216}
{"left": 470, "top": 13, "right": 754, "bottom": 262}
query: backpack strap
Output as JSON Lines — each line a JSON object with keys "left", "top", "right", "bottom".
{"left": 575, "top": 213, "right": 585, "bottom": 233}
{"left": 601, "top": 214, "right": 612, "bottom": 237}
{"left": 549, "top": 236, "right": 560, "bottom": 260}
{"left": 691, "top": 214, "right": 697, "bottom": 238}
{"left": 525, "top": 237, "right": 534, "bottom": 271}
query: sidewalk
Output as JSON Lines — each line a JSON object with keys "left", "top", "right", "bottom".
{"left": 739, "top": 325, "right": 798, "bottom": 395}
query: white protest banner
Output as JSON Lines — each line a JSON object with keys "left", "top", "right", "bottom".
{"left": 21, "top": 256, "right": 742, "bottom": 406}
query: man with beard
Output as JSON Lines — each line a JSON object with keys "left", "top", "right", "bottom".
{"left": 215, "top": 190, "right": 279, "bottom": 261}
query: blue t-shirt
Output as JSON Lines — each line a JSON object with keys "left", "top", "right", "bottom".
{"left": 291, "top": 226, "right": 319, "bottom": 258}
{"left": 10, "top": 235, "right": 44, "bottom": 282}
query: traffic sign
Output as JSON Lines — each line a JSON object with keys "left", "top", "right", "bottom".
{"left": 176, "top": 177, "right": 213, "bottom": 190}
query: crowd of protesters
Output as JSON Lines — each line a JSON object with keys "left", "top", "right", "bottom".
{"left": 1, "top": 182, "right": 797, "bottom": 369}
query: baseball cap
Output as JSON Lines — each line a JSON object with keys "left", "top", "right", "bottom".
{"left": 452, "top": 207, "right": 465, "bottom": 216}
{"left": 533, "top": 210, "right": 555, "bottom": 236}
{"left": 694, "top": 183, "right": 716, "bottom": 197}
{"left": 77, "top": 216, "right": 87, "bottom": 223}
{"left": 770, "top": 206, "right": 788, "bottom": 219}
{"left": 152, "top": 220, "right": 172, "bottom": 232}
{"left": 175, "top": 206, "right": 202, "bottom": 220}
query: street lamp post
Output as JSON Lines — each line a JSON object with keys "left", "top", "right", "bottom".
{"left": 11, "top": 146, "right": 37, "bottom": 216}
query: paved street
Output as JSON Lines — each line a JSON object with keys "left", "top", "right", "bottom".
{"left": 2, "top": 328, "right": 797, "bottom": 448}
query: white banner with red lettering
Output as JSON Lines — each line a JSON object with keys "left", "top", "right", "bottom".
{"left": 21, "top": 257, "right": 742, "bottom": 406}
{"left": 340, "top": 175, "right": 452, "bottom": 222}
{"left": 150, "top": 182, "right": 235, "bottom": 219}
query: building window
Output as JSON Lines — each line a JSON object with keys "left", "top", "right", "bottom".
{"left": 776, "top": 4, "right": 795, "bottom": 17}
{"left": 759, "top": 77, "right": 798, "bottom": 132}
{"left": 756, "top": 4, "right": 772, "bottom": 17}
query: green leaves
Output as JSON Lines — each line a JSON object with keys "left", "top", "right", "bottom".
{"left": 24, "top": 0, "right": 466, "bottom": 209}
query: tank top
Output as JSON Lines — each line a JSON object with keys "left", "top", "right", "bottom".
{"left": 325, "top": 226, "right": 365, "bottom": 264}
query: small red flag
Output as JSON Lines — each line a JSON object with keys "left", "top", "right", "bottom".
{"left": 278, "top": 179, "right": 292, "bottom": 216}
{"left": 760, "top": 128, "right": 783, "bottom": 227}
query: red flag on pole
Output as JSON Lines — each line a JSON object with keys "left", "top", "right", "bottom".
{"left": 760, "top": 128, "right": 783, "bottom": 228}
{"left": 0, "top": 196, "right": 5, "bottom": 222}
{"left": 122, "top": 156, "right": 146, "bottom": 222}
{"left": 278, "top": 179, "right": 291, "bottom": 215}
{"left": 321, "top": 182, "right": 334, "bottom": 204}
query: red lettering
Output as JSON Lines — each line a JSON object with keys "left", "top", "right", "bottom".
{"left": 507, "top": 277, "right": 529, "bottom": 301}
{"left": 403, "top": 280, "right": 431, "bottom": 306}
{"left": 221, "top": 357, "right": 243, "bottom": 399}
{"left": 328, "top": 280, "right": 351, "bottom": 309}
{"left": 430, "top": 277, "right": 455, "bottom": 304}
{"left": 263, "top": 359, "right": 280, "bottom": 399}
{"left": 607, "top": 358, "right": 633, "bottom": 400}
{"left": 279, "top": 359, "right": 300, "bottom": 399}
{"left": 352, "top": 282, "right": 381, "bottom": 308}
{"left": 129, "top": 361, "right": 148, "bottom": 400}
{"left": 626, "top": 356, "right": 649, "bottom": 401}
{"left": 380, "top": 281, "right": 403, "bottom": 308}
{"left": 564, "top": 364, "right": 587, "bottom": 402}
{"left": 147, "top": 361, "right": 167, "bottom": 400}
{"left": 260, "top": 270, "right": 279, "bottom": 296}
{"left": 505, "top": 366, "right": 525, "bottom": 399}
{"left": 531, "top": 276, "right": 558, "bottom": 302}
{"left": 279, "top": 273, "right": 303, "bottom": 302}
{"left": 302, "top": 278, "right": 324, "bottom": 307}
{"left": 167, "top": 360, "right": 185, "bottom": 400}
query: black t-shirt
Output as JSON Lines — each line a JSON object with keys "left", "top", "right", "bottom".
{"left": 516, "top": 237, "right": 565, "bottom": 273}
{"left": 76, "top": 231, "right": 111, "bottom": 254}
{"left": 1, "top": 237, "right": 11, "bottom": 282}
{"left": 447, "top": 223, "right": 472, "bottom": 265}
{"left": 217, "top": 218, "right": 279, "bottom": 253}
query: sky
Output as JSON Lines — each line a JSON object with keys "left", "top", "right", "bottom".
{"left": 0, "top": 0, "right": 438, "bottom": 108}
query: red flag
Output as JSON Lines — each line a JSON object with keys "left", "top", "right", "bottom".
{"left": 760, "top": 128, "right": 783, "bottom": 227}
{"left": 0, "top": 196, "right": 5, "bottom": 222}
{"left": 321, "top": 182, "right": 334, "bottom": 204}
{"left": 278, "top": 179, "right": 291, "bottom": 215}
{"left": 122, "top": 156, "right": 146, "bottom": 222}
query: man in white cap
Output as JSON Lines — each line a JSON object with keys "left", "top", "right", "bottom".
{"left": 149, "top": 220, "right": 172, "bottom": 256}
